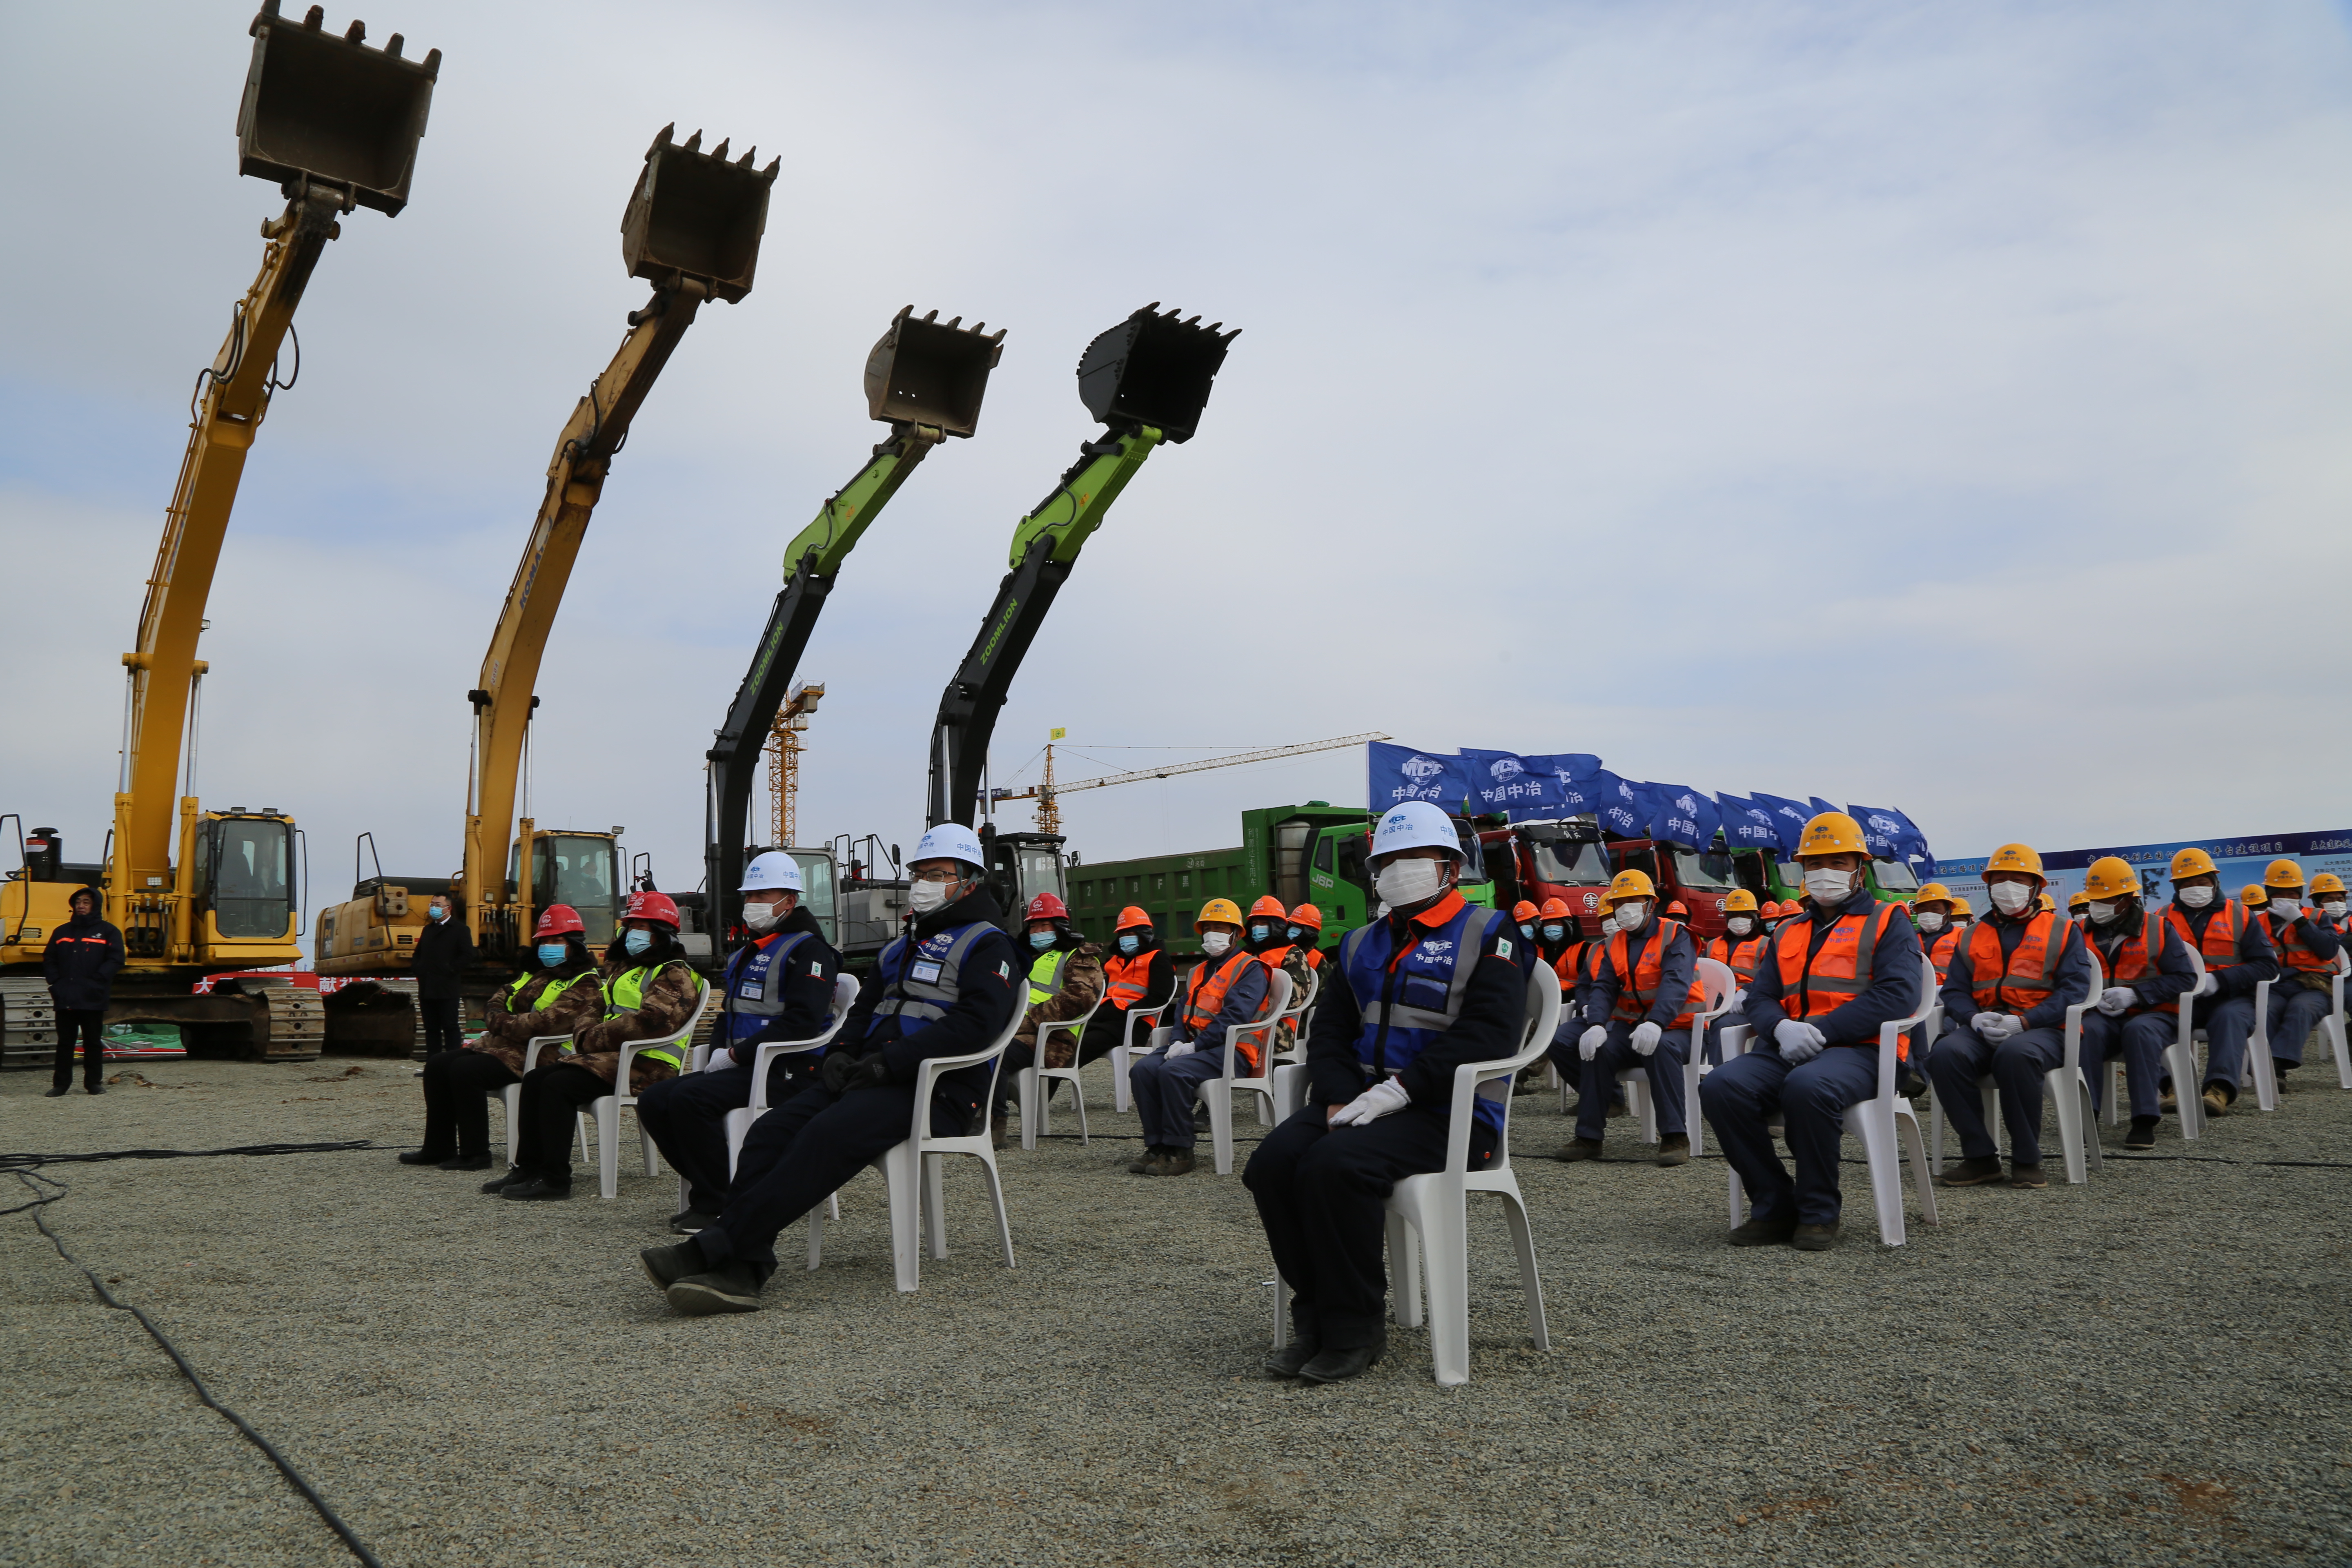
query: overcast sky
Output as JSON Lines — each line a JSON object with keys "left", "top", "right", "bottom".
{"left": 4, "top": 1, "right": 2348, "bottom": 934}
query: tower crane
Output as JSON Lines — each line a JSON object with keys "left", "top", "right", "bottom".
{"left": 992, "top": 733, "right": 1390, "bottom": 836}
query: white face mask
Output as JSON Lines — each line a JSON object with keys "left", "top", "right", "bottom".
{"left": 1613, "top": 900, "right": 1649, "bottom": 932}
{"left": 907, "top": 879, "right": 953, "bottom": 916}
{"left": 1804, "top": 867, "right": 1853, "bottom": 905}
{"left": 1726, "top": 916, "right": 1754, "bottom": 936}
{"left": 2087, "top": 899, "right": 2122, "bottom": 926}
{"left": 1199, "top": 931, "right": 1232, "bottom": 957}
{"left": 742, "top": 899, "right": 781, "bottom": 932}
{"left": 1989, "top": 881, "right": 2034, "bottom": 915}
{"left": 2324, "top": 900, "right": 2347, "bottom": 917}
{"left": 2177, "top": 884, "right": 2215, "bottom": 909}
{"left": 1372, "top": 858, "right": 1448, "bottom": 909}
{"left": 1915, "top": 911, "right": 1944, "bottom": 933}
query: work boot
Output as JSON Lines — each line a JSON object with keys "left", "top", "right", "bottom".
{"left": 2159, "top": 1085, "right": 2178, "bottom": 1114}
{"left": 668, "top": 1208, "right": 717, "bottom": 1235}
{"left": 1654, "top": 1134, "right": 1691, "bottom": 1167}
{"left": 85, "top": 1083, "right": 104, "bottom": 1095}
{"left": 479, "top": 1168, "right": 530, "bottom": 1194}
{"left": 1193, "top": 1104, "right": 1212, "bottom": 1131}
{"left": 639, "top": 1240, "right": 706, "bottom": 1292}
{"left": 1298, "top": 1334, "right": 1385, "bottom": 1384}
{"left": 1728, "top": 1215, "right": 1795, "bottom": 1247}
{"left": 1263, "top": 1333, "right": 1321, "bottom": 1379}
{"left": 398, "top": 1147, "right": 454, "bottom": 1166}
{"left": 1551, "top": 1138, "right": 1604, "bottom": 1163}
{"left": 1127, "top": 1146, "right": 1158, "bottom": 1175}
{"left": 1154, "top": 1149, "right": 1196, "bottom": 1176}
{"left": 2009, "top": 1162, "right": 2047, "bottom": 1189}
{"left": 1898, "top": 1062, "right": 1928, "bottom": 1099}
{"left": 666, "top": 1262, "right": 763, "bottom": 1316}
{"left": 501, "top": 1175, "right": 572, "bottom": 1201}
{"left": 2125, "top": 1116, "right": 2160, "bottom": 1151}
{"left": 1606, "top": 1097, "right": 1628, "bottom": 1120}
{"left": 45, "top": 1085, "right": 69, "bottom": 1098}
{"left": 1937, "top": 1156, "right": 2005, "bottom": 1188}
{"left": 2201, "top": 1084, "right": 2232, "bottom": 1118}
{"left": 437, "top": 1153, "right": 494, "bottom": 1172}
{"left": 1790, "top": 1222, "right": 1840, "bottom": 1252}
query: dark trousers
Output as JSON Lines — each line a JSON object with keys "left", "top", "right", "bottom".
{"left": 2268, "top": 985, "right": 2332, "bottom": 1067}
{"left": 1244, "top": 1105, "right": 1495, "bottom": 1350}
{"left": 637, "top": 1053, "right": 815, "bottom": 1215}
{"left": 1927, "top": 1027, "right": 2064, "bottom": 1165}
{"left": 418, "top": 1049, "right": 519, "bottom": 1157}
{"left": 2080, "top": 1011, "right": 2171, "bottom": 1120}
{"left": 1575, "top": 1022, "right": 1689, "bottom": 1140}
{"left": 512, "top": 1063, "right": 612, "bottom": 1180}
{"left": 695, "top": 1081, "right": 968, "bottom": 1278}
{"left": 1129, "top": 1047, "right": 1230, "bottom": 1149}
{"left": 418, "top": 996, "right": 464, "bottom": 1056}
{"left": 53, "top": 1009, "right": 105, "bottom": 1089}
{"left": 1699, "top": 1044, "right": 1881, "bottom": 1227}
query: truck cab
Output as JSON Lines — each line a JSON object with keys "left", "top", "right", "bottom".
{"left": 1727, "top": 846, "right": 1920, "bottom": 907}
{"left": 1481, "top": 815, "right": 1613, "bottom": 936}
{"left": 1606, "top": 837, "right": 1741, "bottom": 940}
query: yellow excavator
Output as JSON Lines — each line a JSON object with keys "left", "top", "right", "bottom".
{"left": 314, "top": 126, "right": 776, "bottom": 1033}
{"left": 0, "top": 4, "right": 437, "bottom": 1062}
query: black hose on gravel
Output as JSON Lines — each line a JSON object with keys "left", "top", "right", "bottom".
{"left": 5, "top": 1143, "right": 389, "bottom": 1568}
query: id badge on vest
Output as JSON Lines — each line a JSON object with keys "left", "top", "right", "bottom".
{"left": 911, "top": 960, "right": 944, "bottom": 985}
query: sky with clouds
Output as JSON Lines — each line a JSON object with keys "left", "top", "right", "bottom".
{"left": 3, "top": 0, "right": 2348, "bottom": 938}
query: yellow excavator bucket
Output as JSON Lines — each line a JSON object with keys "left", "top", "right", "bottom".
{"left": 621, "top": 125, "right": 780, "bottom": 303}
{"left": 1076, "top": 304, "right": 1239, "bottom": 443}
{"left": 236, "top": 2, "right": 439, "bottom": 216}
{"left": 864, "top": 308, "right": 1005, "bottom": 435}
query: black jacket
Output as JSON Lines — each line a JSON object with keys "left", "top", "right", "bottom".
{"left": 43, "top": 887, "right": 125, "bottom": 1011}
{"left": 410, "top": 915, "right": 475, "bottom": 1001}
{"left": 840, "top": 887, "right": 1020, "bottom": 1116}
{"left": 722, "top": 903, "right": 844, "bottom": 1056}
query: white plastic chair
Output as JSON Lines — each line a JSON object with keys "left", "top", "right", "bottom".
{"left": 1109, "top": 993, "right": 1179, "bottom": 1114}
{"left": 2106, "top": 947, "right": 2207, "bottom": 1140}
{"left": 2323, "top": 951, "right": 2351, "bottom": 1090}
{"left": 1723, "top": 956, "right": 1939, "bottom": 1246}
{"left": 1267, "top": 964, "right": 1560, "bottom": 1386}
{"left": 570, "top": 987, "right": 713, "bottom": 1200}
{"left": 718, "top": 973, "right": 863, "bottom": 1178}
{"left": 1014, "top": 990, "right": 1109, "bottom": 1150}
{"left": 805, "top": 1004, "right": 1020, "bottom": 1293}
{"left": 2194, "top": 971, "right": 2278, "bottom": 1113}
{"left": 1678, "top": 958, "right": 1738, "bottom": 1157}
{"left": 1188, "top": 969, "right": 1292, "bottom": 1174}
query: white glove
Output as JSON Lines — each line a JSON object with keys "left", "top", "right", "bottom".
{"left": 2097, "top": 986, "right": 2136, "bottom": 1017}
{"left": 2194, "top": 973, "right": 2218, "bottom": 998}
{"left": 1630, "top": 1020, "right": 1662, "bottom": 1057}
{"left": 1578, "top": 1025, "right": 1607, "bottom": 1062}
{"left": 1165, "top": 1040, "right": 1196, "bottom": 1059}
{"left": 1329, "top": 1077, "right": 1410, "bottom": 1126}
{"left": 1728, "top": 988, "right": 1748, "bottom": 1014}
{"left": 1972, "top": 1011, "right": 2019, "bottom": 1041}
{"left": 1774, "top": 1019, "right": 1826, "bottom": 1064}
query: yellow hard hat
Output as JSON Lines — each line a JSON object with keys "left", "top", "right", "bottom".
{"left": 1195, "top": 897, "right": 1243, "bottom": 929}
{"left": 2170, "top": 846, "right": 2217, "bottom": 880}
{"left": 2067, "top": 891, "right": 2089, "bottom": 911}
{"left": 2312, "top": 872, "right": 2346, "bottom": 896}
{"left": 1795, "top": 811, "right": 1868, "bottom": 858}
{"left": 2238, "top": 883, "right": 2268, "bottom": 908}
{"left": 1912, "top": 882, "right": 1953, "bottom": 909}
{"left": 1985, "top": 843, "right": 2045, "bottom": 880}
{"left": 2264, "top": 858, "right": 2305, "bottom": 891}
{"left": 1948, "top": 892, "right": 1971, "bottom": 917}
{"left": 1603, "top": 869, "right": 1656, "bottom": 907}
{"left": 2082, "top": 856, "right": 2139, "bottom": 900}
{"left": 2038, "top": 892, "right": 2056, "bottom": 912}
{"left": 1723, "top": 888, "right": 1759, "bottom": 913}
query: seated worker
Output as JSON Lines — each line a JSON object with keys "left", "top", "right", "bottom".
{"left": 637, "top": 822, "right": 1019, "bottom": 1316}
{"left": 1126, "top": 898, "right": 1273, "bottom": 1176}
{"left": 1699, "top": 889, "right": 1769, "bottom": 1066}
{"left": 1525, "top": 897, "right": 1585, "bottom": 1093}
{"left": 1699, "top": 812, "right": 1920, "bottom": 1250}
{"left": 636, "top": 854, "right": 841, "bottom": 1234}
{"left": 2067, "top": 890, "right": 2091, "bottom": 923}
{"left": 1906, "top": 884, "right": 1967, "bottom": 1088}
{"left": 1075, "top": 905, "right": 1177, "bottom": 1066}
{"left": 488, "top": 894, "right": 699, "bottom": 1201}
{"left": 1557, "top": 870, "right": 1697, "bottom": 1167}
{"left": 1665, "top": 899, "right": 1690, "bottom": 922}
{"left": 2072, "top": 856, "right": 2196, "bottom": 1149}
{"left": 2161, "top": 847, "right": 2278, "bottom": 1117}
{"left": 1511, "top": 899, "right": 1540, "bottom": 944}
{"left": 2255, "top": 860, "right": 2344, "bottom": 1077}
{"left": 1928, "top": 842, "right": 2094, "bottom": 1189}
{"left": 1245, "top": 895, "right": 1317, "bottom": 1056}
{"left": 2311, "top": 872, "right": 2348, "bottom": 933}
{"left": 993, "top": 893, "right": 1106, "bottom": 1146}
{"left": 1286, "top": 903, "right": 1330, "bottom": 971}
{"left": 1244, "top": 800, "right": 1532, "bottom": 1383}
{"left": 406, "top": 905, "right": 603, "bottom": 1172}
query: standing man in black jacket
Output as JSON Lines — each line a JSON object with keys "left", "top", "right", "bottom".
{"left": 637, "top": 823, "right": 1020, "bottom": 1314}
{"left": 44, "top": 886, "right": 123, "bottom": 1097}
{"left": 409, "top": 885, "right": 474, "bottom": 1058}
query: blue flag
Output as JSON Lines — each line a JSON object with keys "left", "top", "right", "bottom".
{"left": 1649, "top": 783, "right": 1721, "bottom": 849}
{"left": 1851, "top": 803, "right": 1935, "bottom": 878}
{"left": 1599, "top": 776, "right": 1653, "bottom": 838}
{"left": 1367, "top": 743, "right": 1475, "bottom": 809}
{"left": 1555, "top": 767, "right": 1617, "bottom": 818}
{"left": 1749, "top": 792, "right": 1816, "bottom": 855}
{"left": 1460, "top": 749, "right": 1558, "bottom": 815}
{"left": 1527, "top": 751, "right": 1604, "bottom": 784}
{"left": 1717, "top": 793, "right": 1786, "bottom": 853}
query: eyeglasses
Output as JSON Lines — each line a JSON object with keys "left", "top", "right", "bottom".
{"left": 909, "top": 868, "right": 968, "bottom": 885}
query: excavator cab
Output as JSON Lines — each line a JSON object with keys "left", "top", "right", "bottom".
{"left": 237, "top": 2, "right": 440, "bottom": 215}
{"left": 621, "top": 125, "right": 780, "bottom": 303}
{"left": 1076, "top": 305, "right": 1239, "bottom": 443}
{"left": 864, "top": 309, "right": 1006, "bottom": 435}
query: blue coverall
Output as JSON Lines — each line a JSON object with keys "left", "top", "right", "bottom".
{"left": 1929, "top": 908, "right": 2094, "bottom": 1166}
{"left": 1576, "top": 916, "right": 1696, "bottom": 1141}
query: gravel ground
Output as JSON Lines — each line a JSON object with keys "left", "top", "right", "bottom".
{"left": 4, "top": 1053, "right": 2350, "bottom": 1568}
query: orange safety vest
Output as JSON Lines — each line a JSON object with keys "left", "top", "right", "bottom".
{"left": 1547, "top": 940, "right": 1586, "bottom": 989}
{"left": 1255, "top": 943, "right": 1298, "bottom": 976}
{"left": 1925, "top": 927, "right": 1963, "bottom": 984}
{"left": 1607, "top": 918, "right": 1695, "bottom": 1029}
{"left": 1965, "top": 911, "right": 2073, "bottom": 1015}
{"left": 1773, "top": 902, "right": 1905, "bottom": 1038}
{"left": 2090, "top": 911, "right": 2172, "bottom": 1014}
{"left": 2263, "top": 911, "right": 2334, "bottom": 978}
{"left": 1703, "top": 933, "right": 1767, "bottom": 985}
{"left": 1183, "top": 950, "right": 1272, "bottom": 1073}
{"left": 1102, "top": 951, "right": 1154, "bottom": 1011}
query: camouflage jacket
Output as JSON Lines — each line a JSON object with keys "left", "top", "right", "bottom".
{"left": 476, "top": 962, "right": 607, "bottom": 1075}
{"left": 1021, "top": 942, "right": 1107, "bottom": 1069}
{"left": 1268, "top": 947, "right": 1317, "bottom": 1055}
{"left": 568, "top": 956, "right": 699, "bottom": 1092}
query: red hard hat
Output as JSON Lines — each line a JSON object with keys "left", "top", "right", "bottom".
{"left": 534, "top": 904, "right": 585, "bottom": 938}
{"left": 1288, "top": 902, "right": 1323, "bottom": 929}
{"left": 1025, "top": 892, "right": 1069, "bottom": 922}
{"left": 1114, "top": 905, "right": 1154, "bottom": 931}
{"left": 1538, "top": 897, "right": 1572, "bottom": 920}
{"left": 622, "top": 890, "right": 680, "bottom": 928}
{"left": 1249, "top": 894, "right": 1288, "bottom": 920}
{"left": 1510, "top": 900, "right": 1539, "bottom": 922}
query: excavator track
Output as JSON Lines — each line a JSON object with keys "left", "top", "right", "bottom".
{"left": 260, "top": 984, "right": 325, "bottom": 1060}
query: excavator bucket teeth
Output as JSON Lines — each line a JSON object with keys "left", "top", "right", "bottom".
{"left": 864, "top": 307, "right": 1005, "bottom": 436}
{"left": 236, "top": 4, "right": 439, "bottom": 216}
{"left": 1075, "top": 304, "right": 1238, "bottom": 444}
{"left": 620, "top": 126, "right": 778, "bottom": 303}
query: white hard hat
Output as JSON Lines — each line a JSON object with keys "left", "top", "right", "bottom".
{"left": 912, "top": 822, "right": 987, "bottom": 872}
{"left": 739, "top": 851, "right": 804, "bottom": 894}
{"left": 1370, "top": 801, "right": 1462, "bottom": 864}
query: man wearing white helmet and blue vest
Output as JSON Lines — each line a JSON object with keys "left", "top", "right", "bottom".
{"left": 635, "top": 851, "right": 843, "bottom": 1235}
{"left": 1245, "top": 801, "right": 1534, "bottom": 1383}
{"left": 638, "top": 823, "right": 1020, "bottom": 1314}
